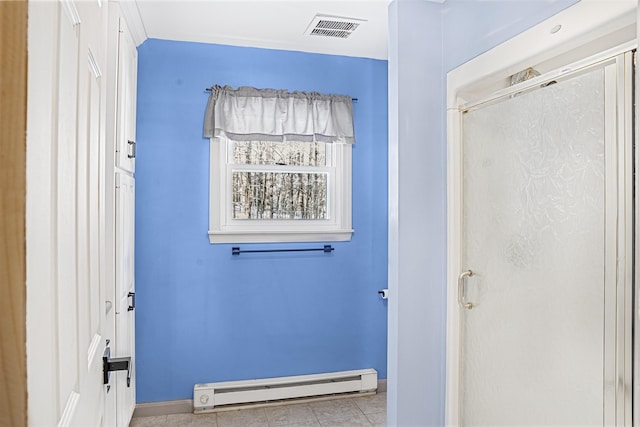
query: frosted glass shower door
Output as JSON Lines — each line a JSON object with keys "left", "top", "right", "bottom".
{"left": 459, "top": 54, "right": 631, "bottom": 426}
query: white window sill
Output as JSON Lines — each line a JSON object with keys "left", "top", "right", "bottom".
{"left": 208, "top": 229, "right": 354, "bottom": 244}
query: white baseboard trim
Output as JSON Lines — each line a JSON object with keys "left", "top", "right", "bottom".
{"left": 132, "top": 379, "right": 387, "bottom": 418}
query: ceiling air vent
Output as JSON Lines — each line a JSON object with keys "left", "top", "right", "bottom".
{"left": 305, "top": 14, "right": 367, "bottom": 39}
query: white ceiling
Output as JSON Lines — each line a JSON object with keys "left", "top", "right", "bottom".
{"left": 132, "top": 0, "right": 392, "bottom": 60}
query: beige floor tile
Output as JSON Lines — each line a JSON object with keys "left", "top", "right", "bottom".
{"left": 318, "top": 413, "right": 372, "bottom": 427}
{"left": 309, "top": 399, "right": 361, "bottom": 422}
{"left": 264, "top": 404, "right": 318, "bottom": 426}
{"left": 353, "top": 393, "right": 386, "bottom": 415}
{"left": 216, "top": 407, "right": 269, "bottom": 427}
{"left": 165, "top": 412, "right": 218, "bottom": 426}
{"left": 365, "top": 411, "right": 386, "bottom": 427}
{"left": 273, "top": 422, "right": 321, "bottom": 427}
{"left": 130, "top": 395, "right": 386, "bottom": 427}
{"left": 190, "top": 413, "right": 219, "bottom": 427}
{"left": 130, "top": 415, "right": 167, "bottom": 427}
{"left": 165, "top": 413, "right": 194, "bottom": 426}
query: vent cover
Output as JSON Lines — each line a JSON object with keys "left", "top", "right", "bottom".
{"left": 305, "top": 14, "right": 366, "bottom": 39}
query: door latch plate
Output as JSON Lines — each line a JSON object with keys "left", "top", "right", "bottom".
{"left": 103, "top": 347, "right": 132, "bottom": 387}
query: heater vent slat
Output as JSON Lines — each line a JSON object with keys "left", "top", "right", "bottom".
{"left": 316, "top": 20, "right": 359, "bottom": 32}
{"left": 311, "top": 28, "right": 351, "bottom": 39}
{"left": 214, "top": 375, "right": 363, "bottom": 394}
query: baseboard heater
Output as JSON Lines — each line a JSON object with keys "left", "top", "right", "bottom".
{"left": 193, "top": 368, "right": 377, "bottom": 413}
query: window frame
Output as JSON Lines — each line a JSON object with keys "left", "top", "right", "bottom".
{"left": 208, "top": 137, "right": 353, "bottom": 243}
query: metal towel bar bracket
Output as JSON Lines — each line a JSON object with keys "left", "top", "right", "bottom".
{"left": 232, "top": 245, "right": 334, "bottom": 256}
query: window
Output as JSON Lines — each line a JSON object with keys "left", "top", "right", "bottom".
{"left": 204, "top": 86, "right": 355, "bottom": 243}
{"left": 231, "top": 140, "right": 328, "bottom": 220}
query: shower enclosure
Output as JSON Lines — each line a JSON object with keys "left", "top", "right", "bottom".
{"left": 451, "top": 47, "right": 634, "bottom": 426}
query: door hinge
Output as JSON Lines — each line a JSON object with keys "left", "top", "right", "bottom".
{"left": 128, "top": 291, "right": 136, "bottom": 311}
{"left": 127, "top": 140, "right": 136, "bottom": 159}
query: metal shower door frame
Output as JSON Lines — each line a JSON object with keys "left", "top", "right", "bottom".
{"left": 446, "top": 43, "right": 635, "bottom": 427}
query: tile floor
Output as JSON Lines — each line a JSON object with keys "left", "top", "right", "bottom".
{"left": 130, "top": 393, "right": 386, "bottom": 427}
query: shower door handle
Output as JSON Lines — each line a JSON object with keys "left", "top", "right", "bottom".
{"left": 458, "top": 270, "right": 474, "bottom": 309}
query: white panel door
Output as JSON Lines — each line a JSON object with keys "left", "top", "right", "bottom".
{"left": 115, "top": 19, "right": 138, "bottom": 173}
{"left": 115, "top": 171, "right": 136, "bottom": 426}
{"left": 457, "top": 53, "right": 633, "bottom": 426}
{"left": 43, "top": 0, "right": 114, "bottom": 425}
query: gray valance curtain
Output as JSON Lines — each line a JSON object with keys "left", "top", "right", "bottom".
{"left": 203, "top": 85, "right": 355, "bottom": 144}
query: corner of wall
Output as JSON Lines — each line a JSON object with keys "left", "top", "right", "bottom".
{"left": 387, "top": 1, "right": 446, "bottom": 426}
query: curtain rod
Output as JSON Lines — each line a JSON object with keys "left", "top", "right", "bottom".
{"left": 205, "top": 87, "right": 357, "bottom": 102}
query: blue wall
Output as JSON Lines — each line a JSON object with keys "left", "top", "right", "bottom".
{"left": 135, "top": 39, "right": 388, "bottom": 403}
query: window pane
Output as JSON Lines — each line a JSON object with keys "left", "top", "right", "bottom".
{"left": 232, "top": 172, "right": 327, "bottom": 219}
{"left": 233, "top": 141, "right": 326, "bottom": 166}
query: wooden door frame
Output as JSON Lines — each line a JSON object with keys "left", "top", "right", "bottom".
{"left": 445, "top": 1, "right": 637, "bottom": 425}
{"left": 0, "top": 1, "right": 27, "bottom": 425}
